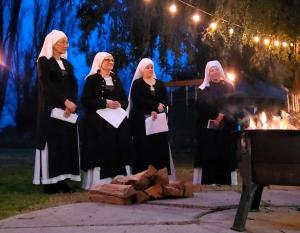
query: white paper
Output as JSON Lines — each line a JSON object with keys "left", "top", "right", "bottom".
{"left": 96, "top": 107, "right": 127, "bottom": 128}
{"left": 50, "top": 108, "right": 78, "bottom": 124}
{"left": 145, "top": 113, "right": 169, "bottom": 136}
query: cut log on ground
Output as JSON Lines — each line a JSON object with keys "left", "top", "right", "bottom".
{"left": 90, "top": 184, "right": 136, "bottom": 198}
{"left": 89, "top": 165, "right": 193, "bottom": 204}
{"left": 135, "top": 191, "right": 150, "bottom": 203}
{"left": 152, "top": 168, "right": 169, "bottom": 186}
{"left": 163, "top": 185, "right": 184, "bottom": 197}
{"left": 89, "top": 193, "right": 133, "bottom": 205}
{"left": 145, "top": 184, "right": 163, "bottom": 199}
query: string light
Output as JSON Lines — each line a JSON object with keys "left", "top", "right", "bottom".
{"left": 192, "top": 13, "right": 201, "bottom": 23}
{"left": 144, "top": 0, "right": 296, "bottom": 52}
{"left": 209, "top": 22, "right": 217, "bottom": 30}
{"left": 226, "top": 72, "right": 236, "bottom": 84}
{"left": 274, "top": 40, "right": 280, "bottom": 47}
{"left": 253, "top": 36, "right": 260, "bottom": 43}
{"left": 263, "top": 38, "right": 270, "bottom": 46}
{"left": 169, "top": 3, "right": 177, "bottom": 13}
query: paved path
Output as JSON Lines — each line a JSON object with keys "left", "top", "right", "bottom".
{"left": 0, "top": 189, "right": 299, "bottom": 233}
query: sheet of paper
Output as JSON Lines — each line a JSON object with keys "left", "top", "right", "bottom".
{"left": 145, "top": 112, "right": 169, "bottom": 136}
{"left": 207, "top": 119, "right": 223, "bottom": 130}
{"left": 50, "top": 108, "right": 78, "bottom": 124}
{"left": 96, "top": 107, "right": 127, "bottom": 128}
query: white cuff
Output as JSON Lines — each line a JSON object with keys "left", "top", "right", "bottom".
{"left": 193, "top": 167, "right": 202, "bottom": 184}
{"left": 231, "top": 171, "right": 238, "bottom": 185}
{"left": 125, "top": 165, "right": 132, "bottom": 176}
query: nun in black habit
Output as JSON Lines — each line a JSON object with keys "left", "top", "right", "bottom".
{"left": 193, "top": 60, "right": 238, "bottom": 185}
{"left": 127, "top": 58, "right": 176, "bottom": 179}
{"left": 33, "top": 30, "right": 81, "bottom": 193}
{"left": 81, "top": 52, "right": 134, "bottom": 190}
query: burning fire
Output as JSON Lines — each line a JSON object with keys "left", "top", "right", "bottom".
{"left": 246, "top": 111, "right": 297, "bottom": 130}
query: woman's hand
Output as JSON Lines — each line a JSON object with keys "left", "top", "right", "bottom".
{"left": 157, "top": 103, "right": 165, "bottom": 112}
{"left": 63, "top": 108, "right": 71, "bottom": 118}
{"left": 215, "top": 113, "right": 224, "bottom": 126}
{"left": 64, "top": 99, "right": 77, "bottom": 113}
{"left": 106, "top": 99, "right": 121, "bottom": 109}
{"left": 151, "top": 111, "right": 157, "bottom": 120}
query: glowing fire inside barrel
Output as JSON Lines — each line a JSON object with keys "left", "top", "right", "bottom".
{"left": 246, "top": 111, "right": 297, "bottom": 130}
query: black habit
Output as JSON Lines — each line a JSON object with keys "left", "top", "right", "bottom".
{"left": 194, "top": 81, "right": 238, "bottom": 184}
{"left": 36, "top": 56, "right": 80, "bottom": 180}
{"left": 81, "top": 73, "right": 134, "bottom": 178}
{"left": 129, "top": 78, "right": 170, "bottom": 174}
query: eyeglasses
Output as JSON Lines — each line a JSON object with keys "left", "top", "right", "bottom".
{"left": 103, "top": 58, "right": 115, "bottom": 63}
{"left": 56, "top": 41, "right": 69, "bottom": 45}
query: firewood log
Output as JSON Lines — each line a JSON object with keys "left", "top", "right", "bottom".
{"left": 89, "top": 193, "right": 133, "bottom": 205}
{"left": 152, "top": 168, "right": 169, "bottom": 186}
{"left": 141, "top": 165, "right": 158, "bottom": 178}
{"left": 145, "top": 184, "right": 163, "bottom": 199}
{"left": 183, "top": 183, "right": 194, "bottom": 197}
{"left": 169, "top": 180, "right": 185, "bottom": 190}
{"left": 135, "top": 191, "right": 150, "bottom": 203}
{"left": 162, "top": 185, "right": 184, "bottom": 197}
{"left": 90, "top": 184, "right": 136, "bottom": 198}
{"left": 111, "top": 174, "right": 150, "bottom": 190}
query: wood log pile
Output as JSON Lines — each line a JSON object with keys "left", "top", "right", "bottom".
{"left": 89, "top": 165, "right": 193, "bottom": 205}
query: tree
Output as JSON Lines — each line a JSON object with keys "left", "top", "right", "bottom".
{"left": 76, "top": 0, "right": 215, "bottom": 80}
{"left": 14, "top": 0, "right": 75, "bottom": 131}
{"left": 203, "top": 0, "right": 300, "bottom": 89}
{"left": 0, "top": 0, "right": 21, "bottom": 120}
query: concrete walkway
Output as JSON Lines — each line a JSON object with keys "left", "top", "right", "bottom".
{"left": 0, "top": 189, "right": 300, "bottom": 233}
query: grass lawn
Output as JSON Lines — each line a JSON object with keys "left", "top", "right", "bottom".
{"left": 0, "top": 149, "right": 197, "bottom": 220}
{"left": 0, "top": 149, "right": 89, "bottom": 220}
{"left": 0, "top": 148, "right": 243, "bottom": 220}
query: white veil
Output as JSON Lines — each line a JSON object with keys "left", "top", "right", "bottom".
{"left": 126, "top": 58, "right": 156, "bottom": 116}
{"left": 199, "top": 60, "right": 230, "bottom": 90}
{"left": 38, "top": 30, "right": 68, "bottom": 60}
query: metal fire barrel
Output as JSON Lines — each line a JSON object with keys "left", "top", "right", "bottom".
{"left": 232, "top": 129, "right": 300, "bottom": 232}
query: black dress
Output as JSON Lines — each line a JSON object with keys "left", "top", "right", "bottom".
{"left": 129, "top": 78, "right": 170, "bottom": 174}
{"left": 81, "top": 73, "right": 134, "bottom": 178}
{"left": 35, "top": 56, "right": 80, "bottom": 183}
{"left": 194, "top": 81, "right": 238, "bottom": 184}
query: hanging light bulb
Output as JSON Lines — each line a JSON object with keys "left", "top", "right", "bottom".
{"left": 274, "top": 40, "right": 280, "bottom": 47}
{"left": 169, "top": 3, "right": 177, "bottom": 13}
{"left": 282, "top": 42, "right": 288, "bottom": 47}
{"left": 209, "top": 22, "right": 217, "bottom": 30}
{"left": 263, "top": 38, "right": 270, "bottom": 46}
{"left": 192, "top": 13, "right": 201, "bottom": 23}
{"left": 290, "top": 43, "right": 294, "bottom": 47}
{"left": 229, "top": 28, "right": 234, "bottom": 35}
{"left": 253, "top": 36, "right": 260, "bottom": 43}
{"left": 226, "top": 72, "right": 236, "bottom": 84}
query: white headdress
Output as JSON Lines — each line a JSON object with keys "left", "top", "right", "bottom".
{"left": 38, "top": 30, "right": 68, "bottom": 60}
{"left": 126, "top": 58, "right": 156, "bottom": 116}
{"left": 199, "top": 60, "right": 230, "bottom": 90}
{"left": 85, "top": 52, "right": 113, "bottom": 79}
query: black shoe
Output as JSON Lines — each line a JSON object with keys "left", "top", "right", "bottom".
{"left": 43, "top": 184, "right": 59, "bottom": 194}
{"left": 57, "top": 180, "right": 71, "bottom": 193}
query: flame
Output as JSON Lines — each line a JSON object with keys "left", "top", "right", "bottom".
{"left": 280, "top": 111, "right": 288, "bottom": 129}
{"left": 246, "top": 110, "right": 297, "bottom": 130}
{"left": 249, "top": 117, "right": 256, "bottom": 129}
{"left": 260, "top": 112, "right": 268, "bottom": 129}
